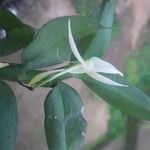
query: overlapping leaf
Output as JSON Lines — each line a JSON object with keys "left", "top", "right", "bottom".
{"left": 22, "top": 16, "right": 100, "bottom": 70}
{"left": 72, "top": 0, "right": 116, "bottom": 60}
{"left": 0, "top": 10, "right": 35, "bottom": 56}
{"left": 79, "top": 74, "right": 150, "bottom": 120}
{"left": 0, "top": 82, "right": 18, "bottom": 150}
{"left": 44, "top": 82, "right": 86, "bottom": 150}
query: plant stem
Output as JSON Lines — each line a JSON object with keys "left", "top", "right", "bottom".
{"left": 124, "top": 115, "right": 140, "bottom": 150}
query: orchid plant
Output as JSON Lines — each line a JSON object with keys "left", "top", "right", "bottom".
{"left": 29, "top": 20, "right": 127, "bottom": 88}
{"left": 0, "top": 1, "right": 150, "bottom": 150}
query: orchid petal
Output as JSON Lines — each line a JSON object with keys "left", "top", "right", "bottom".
{"left": 88, "top": 72, "right": 128, "bottom": 87}
{"left": 0, "top": 63, "right": 9, "bottom": 68}
{"left": 89, "top": 57, "right": 123, "bottom": 76}
{"left": 28, "top": 71, "right": 52, "bottom": 86}
{"left": 68, "top": 19, "right": 86, "bottom": 67}
{"left": 28, "top": 69, "right": 64, "bottom": 86}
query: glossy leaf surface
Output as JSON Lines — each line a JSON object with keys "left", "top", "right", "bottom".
{"left": 0, "top": 82, "right": 18, "bottom": 150}
{"left": 22, "top": 16, "right": 100, "bottom": 70}
{"left": 72, "top": 0, "right": 116, "bottom": 60}
{"left": 44, "top": 82, "right": 86, "bottom": 150}
{"left": 0, "top": 10, "right": 35, "bottom": 56}
{"left": 79, "top": 74, "right": 150, "bottom": 120}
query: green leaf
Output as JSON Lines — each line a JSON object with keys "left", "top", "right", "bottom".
{"left": 22, "top": 16, "right": 100, "bottom": 70}
{"left": 0, "top": 10, "right": 35, "bottom": 56}
{"left": 73, "top": 0, "right": 116, "bottom": 60}
{"left": 79, "top": 74, "right": 150, "bottom": 120}
{"left": 44, "top": 82, "right": 86, "bottom": 150}
{"left": 0, "top": 64, "right": 24, "bottom": 82}
{"left": 0, "top": 82, "right": 18, "bottom": 150}
{"left": 0, "top": 10, "right": 22, "bottom": 30}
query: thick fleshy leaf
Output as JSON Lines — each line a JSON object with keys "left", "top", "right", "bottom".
{"left": 79, "top": 74, "right": 150, "bottom": 120}
{"left": 0, "top": 10, "right": 22, "bottom": 30}
{"left": 22, "top": 16, "right": 100, "bottom": 70}
{"left": 0, "top": 64, "right": 24, "bottom": 82}
{"left": 71, "top": 0, "right": 116, "bottom": 60}
{"left": 44, "top": 82, "right": 86, "bottom": 150}
{"left": 0, "top": 10, "right": 35, "bottom": 56}
{"left": 0, "top": 82, "right": 18, "bottom": 150}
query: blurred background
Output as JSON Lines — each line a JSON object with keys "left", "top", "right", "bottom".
{"left": 0, "top": 0, "right": 150, "bottom": 150}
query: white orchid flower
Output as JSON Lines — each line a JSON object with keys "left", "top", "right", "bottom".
{"left": 28, "top": 20, "right": 127, "bottom": 87}
{"left": 0, "top": 63, "right": 9, "bottom": 68}
{"left": 67, "top": 19, "right": 127, "bottom": 87}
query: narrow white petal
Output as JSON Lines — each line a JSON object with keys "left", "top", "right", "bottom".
{"left": 68, "top": 19, "right": 86, "bottom": 66}
{"left": 0, "top": 63, "right": 9, "bottom": 68}
{"left": 89, "top": 57, "right": 123, "bottom": 76}
{"left": 28, "top": 71, "right": 52, "bottom": 86}
{"left": 28, "top": 69, "right": 64, "bottom": 86}
{"left": 88, "top": 72, "right": 128, "bottom": 87}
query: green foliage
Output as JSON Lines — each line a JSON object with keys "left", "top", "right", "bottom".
{"left": 22, "top": 16, "right": 100, "bottom": 70}
{"left": 0, "top": 10, "right": 35, "bottom": 56}
{"left": 74, "top": 0, "right": 116, "bottom": 60}
{"left": 0, "top": 64, "right": 24, "bottom": 82}
{"left": 22, "top": 0, "right": 117, "bottom": 70}
{"left": 0, "top": 1, "right": 150, "bottom": 150}
{"left": 0, "top": 82, "right": 18, "bottom": 150}
{"left": 45, "top": 82, "right": 86, "bottom": 150}
{"left": 79, "top": 74, "right": 150, "bottom": 120}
